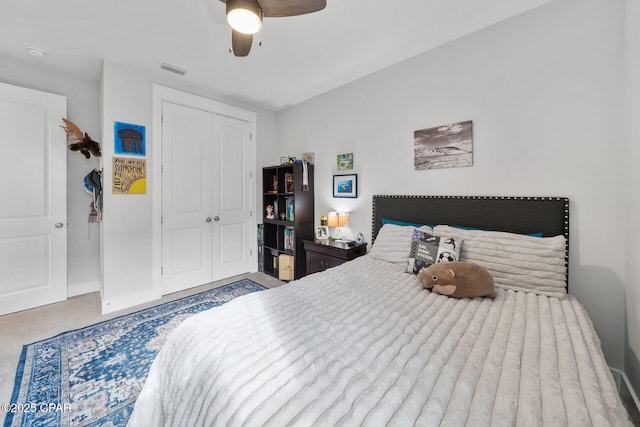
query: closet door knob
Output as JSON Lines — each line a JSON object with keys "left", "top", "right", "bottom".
{"left": 213, "top": 216, "right": 220, "bottom": 222}
{"left": 206, "top": 217, "right": 212, "bottom": 223}
{"left": 55, "top": 222, "right": 64, "bottom": 228}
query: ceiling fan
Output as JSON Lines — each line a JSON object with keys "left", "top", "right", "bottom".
{"left": 219, "top": 0, "right": 326, "bottom": 57}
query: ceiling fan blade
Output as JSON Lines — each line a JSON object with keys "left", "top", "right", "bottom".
{"left": 218, "top": 0, "right": 326, "bottom": 18}
{"left": 261, "top": 0, "right": 326, "bottom": 17}
{"left": 231, "top": 29, "right": 253, "bottom": 56}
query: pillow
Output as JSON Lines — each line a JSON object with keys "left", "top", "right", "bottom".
{"left": 432, "top": 225, "right": 567, "bottom": 297}
{"left": 381, "top": 218, "right": 430, "bottom": 228}
{"left": 450, "top": 225, "right": 544, "bottom": 237}
{"left": 406, "top": 229, "right": 462, "bottom": 274}
{"left": 369, "top": 224, "right": 432, "bottom": 263}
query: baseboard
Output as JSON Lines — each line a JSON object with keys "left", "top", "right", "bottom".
{"left": 610, "top": 367, "right": 640, "bottom": 424}
{"left": 68, "top": 280, "right": 100, "bottom": 298}
{"left": 101, "top": 289, "right": 161, "bottom": 315}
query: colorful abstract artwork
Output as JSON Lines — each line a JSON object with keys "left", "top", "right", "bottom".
{"left": 114, "top": 122, "right": 146, "bottom": 156}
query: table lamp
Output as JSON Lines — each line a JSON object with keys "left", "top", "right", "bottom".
{"left": 328, "top": 211, "right": 349, "bottom": 241}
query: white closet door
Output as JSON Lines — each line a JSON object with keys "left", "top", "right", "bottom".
{"left": 161, "top": 102, "right": 214, "bottom": 294}
{"left": 212, "top": 116, "right": 253, "bottom": 280}
{"left": 0, "top": 82, "right": 67, "bottom": 315}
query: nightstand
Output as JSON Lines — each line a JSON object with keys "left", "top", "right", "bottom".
{"left": 303, "top": 239, "right": 367, "bottom": 275}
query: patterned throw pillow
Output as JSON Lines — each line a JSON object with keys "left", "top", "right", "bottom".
{"left": 406, "top": 229, "right": 462, "bottom": 274}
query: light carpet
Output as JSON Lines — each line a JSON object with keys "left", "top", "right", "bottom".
{"left": 4, "top": 279, "right": 266, "bottom": 427}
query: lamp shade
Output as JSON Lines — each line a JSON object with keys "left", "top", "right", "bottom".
{"left": 226, "top": 0, "right": 263, "bottom": 35}
{"left": 327, "top": 211, "right": 348, "bottom": 227}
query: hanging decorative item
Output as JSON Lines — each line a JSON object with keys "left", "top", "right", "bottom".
{"left": 83, "top": 168, "right": 103, "bottom": 221}
{"left": 60, "top": 118, "right": 102, "bottom": 158}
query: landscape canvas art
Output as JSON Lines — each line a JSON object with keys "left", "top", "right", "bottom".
{"left": 414, "top": 120, "right": 473, "bottom": 170}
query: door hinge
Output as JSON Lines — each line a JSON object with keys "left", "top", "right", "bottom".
{"left": 250, "top": 210, "right": 253, "bottom": 217}
{"left": 250, "top": 249, "right": 253, "bottom": 256}
{"left": 161, "top": 266, "right": 163, "bottom": 275}
{"left": 161, "top": 216, "right": 163, "bottom": 224}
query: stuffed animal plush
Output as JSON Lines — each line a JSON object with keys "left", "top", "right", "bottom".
{"left": 417, "top": 262, "right": 496, "bottom": 299}
{"left": 60, "top": 118, "right": 102, "bottom": 158}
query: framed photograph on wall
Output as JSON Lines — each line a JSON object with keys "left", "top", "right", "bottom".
{"left": 333, "top": 174, "right": 358, "bottom": 198}
{"left": 414, "top": 120, "right": 473, "bottom": 170}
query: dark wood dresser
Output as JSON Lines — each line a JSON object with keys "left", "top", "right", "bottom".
{"left": 303, "top": 239, "right": 367, "bottom": 275}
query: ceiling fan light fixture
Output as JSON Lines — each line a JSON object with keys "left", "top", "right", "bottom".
{"left": 226, "top": 0, "right": 263, "bottom": 35}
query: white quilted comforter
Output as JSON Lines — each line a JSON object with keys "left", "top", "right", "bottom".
{"left": 128, "top": 256, "right": 631, "bottom": 426}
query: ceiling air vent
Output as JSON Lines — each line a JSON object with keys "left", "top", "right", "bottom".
{"left": 160, "top": 62, "right": 187, "bottom": 76}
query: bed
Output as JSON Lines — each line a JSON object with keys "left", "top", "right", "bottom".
{"left": 128, "top": 195, "right": 631, "bottom": 426}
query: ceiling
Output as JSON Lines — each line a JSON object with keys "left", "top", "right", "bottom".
{"left": 0, "top": 0, "right": 551, "bottom": 112}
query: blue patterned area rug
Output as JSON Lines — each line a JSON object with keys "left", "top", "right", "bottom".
{"left": 4, "top": 279, "right": 267, "bottom": 427}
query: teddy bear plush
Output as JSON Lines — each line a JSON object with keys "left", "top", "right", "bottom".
{"left": 417, "top": 262, "right": 496, "bottom": 299}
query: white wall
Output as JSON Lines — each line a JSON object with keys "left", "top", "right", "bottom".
{"left": 0, "top": 58, "right": 102, "bottom": 296}
{"left": 100, "top": 60, "right": 277, "bottom": 313}
{"left": 0, "top": 54, "right": 277, "bottom": 313}
{"left": 276, "top": 0, "right": 628, "bottom": 370}
{"left": 100, "top": 62, "right": 156, "bottom": 312}
{"left": 624, "top": 0, "right": 640, "bottom": 391}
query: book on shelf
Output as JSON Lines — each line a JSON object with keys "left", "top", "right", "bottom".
{"left": 284, "top": 173, "right": 294, "bottom": 193}
{"left": 284, "top": 226, "right": 295, "bottom": 251}
{"left": 286, "top": 197, "right": 294, "bottom": 222}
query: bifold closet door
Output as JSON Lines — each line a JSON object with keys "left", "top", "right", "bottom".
{"left": 161, "top": 102, "right": 253, "bottom": 294}
{"left": 212, "top": 116, "right": 253, "bottom": 280}
{"left": 0, "top": 82, "right": 67, "bottom": 315}
{"left": 161, "top": 102, "right": 215, "bottom": 294}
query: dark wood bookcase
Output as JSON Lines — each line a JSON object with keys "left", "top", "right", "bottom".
{"left": 261, "top": 163, "right": 314, "bottom": 280}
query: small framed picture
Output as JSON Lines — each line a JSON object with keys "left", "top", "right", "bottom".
{"left": 337, "top": 153, "right": 353, "bottom": 170}
{"left": 315, "top": 225, "right": 329, "bottom": 240}
{"left": 333, "top": 174, "right": 358, "bottom": 198}
{"left": 302, "top": 152, "right": 315, "bottom": 164}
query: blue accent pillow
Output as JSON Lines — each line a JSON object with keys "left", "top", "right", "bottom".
{"left": 381, "top": 218, "right": 430, "bottom": 228}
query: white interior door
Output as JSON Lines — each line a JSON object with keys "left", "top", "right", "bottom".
{"left": 161, "top": 102, "right": 254, "bottom": 294}
{"left": 161, "top": 102, "right": 214, "bottom": 294}
{"left": 213, "top": 116, "right": 253, "bottom": 280}
{"left": 0, "top": 82, "right": 67, "bottom": 316}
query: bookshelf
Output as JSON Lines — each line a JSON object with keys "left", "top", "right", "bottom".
{"left": 261, "top": 163, "right": 314, "bottom": 280}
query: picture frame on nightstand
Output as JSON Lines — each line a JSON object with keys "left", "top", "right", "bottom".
{"left": 315, "top": 226, "right": 329, "bottom": 240}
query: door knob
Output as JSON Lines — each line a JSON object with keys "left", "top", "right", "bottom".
{"left": 55, "top": 222, "right": 64, "bottom": 228}
{"left": 206, "top": 217, "right": 212, "bottom": 223}
{"left": 214, "top": 216, "right": 220, "bottom": 222}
